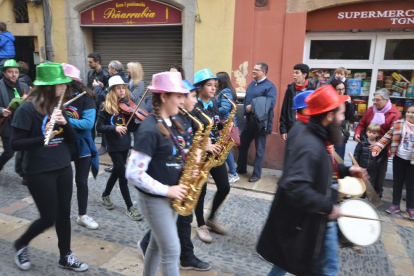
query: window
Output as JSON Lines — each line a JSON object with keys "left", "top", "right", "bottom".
{"left": 384, "top": 39, "right": 414, "bottom": 60}
{"left": 310, "top": 40, "right": 371, "bottom": 60}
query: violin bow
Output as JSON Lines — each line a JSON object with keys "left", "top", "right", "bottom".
{"left": 125, "top": 82, "right": 151, "bottom": 127}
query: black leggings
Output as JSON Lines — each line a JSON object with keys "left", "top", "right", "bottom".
{"left": 17, "top": 166, "right": 73, "bottom": 259}
{"left": 195, "top": 163, "right": 230, "bottom": 227}
{"left": 103, "top": 150, "right": 133, "bottom": 209}
{"left": 74, "top": 156, "right": 91, "bottom": 216}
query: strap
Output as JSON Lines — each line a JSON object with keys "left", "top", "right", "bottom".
{"left": 13, "top": 88, "right": 20, "bottom": 99}
{"left": 161, "top": 118, "right": 187, "bottom": 162}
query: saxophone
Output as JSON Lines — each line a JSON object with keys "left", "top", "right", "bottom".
{"left": 173, "top": 96, "right": 237, "bottom": 215}
{"left": 208, "top": 93, "right": 237, "bottom": 167}
{"left": 171, "top": 107, "right": 213, "bottom": 216}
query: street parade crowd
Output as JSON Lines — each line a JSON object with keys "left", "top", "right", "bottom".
{"left": 1, "top": 21, "right": 414, "bottom": 276}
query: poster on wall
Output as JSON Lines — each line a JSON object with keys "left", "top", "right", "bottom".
{"left": 80, "top": 0, "right": 182, "bottom": 26}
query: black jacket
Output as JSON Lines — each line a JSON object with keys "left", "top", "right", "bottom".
{"left": 18, "top": 74, "right": 33, "bottom": 87}
{"left": 283, "top": 120, "right": 307, "bottom": 168}
{"left": 250, "top": 96, "right": 273, "bottom": 134}
{"left": 354, "top": 135, "right": 386, "bottom": 170}
{"left": 279, "top": 80, "right": 316, "bottom": 134}
{"left": 0, "top": 78, "right": 29, "bottom": 137}
{"left": 257, "top": 119, "right": 350, "bottom": 276}
{"left": 87, "top": 67, "right": 109, "bottom": 90}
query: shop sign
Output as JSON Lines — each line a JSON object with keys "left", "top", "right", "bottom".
{"left": 307, "top": 1, "right": 414, "bottom": 31}
{"left": 80, "top": 0, "right": 182, "bottom": 26}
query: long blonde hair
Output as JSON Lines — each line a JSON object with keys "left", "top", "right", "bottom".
{"left": 103, "top": 84, "right": 131, "bottom": 115}
{"left": 127, "top": 62, "right": 144, "bottom": 86}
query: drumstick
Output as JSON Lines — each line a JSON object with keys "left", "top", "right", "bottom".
{"left": 349, "top": 152, "right": 360, "bottom": 167}
{"left": 341, "top": 214, "right": 384, "bottom": 222}
{"left": 319, "top": 212, "right": 384, "bottom": 222}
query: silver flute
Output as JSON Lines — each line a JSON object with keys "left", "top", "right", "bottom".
{"left": 44, "top": 96, "right": 64, "bottom": 147}
{"left": 63, "top": 91, "right": 87, "bottom": 107}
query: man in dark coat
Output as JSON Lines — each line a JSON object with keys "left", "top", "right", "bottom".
{"left": 279, "top": 63, "right": 316, "bottom": 140}
{"left": 236, "top": 62, "right": 276, "bottom": 183}
{"left": 87, "top": 52, "right": 109, "bottom": 90}
{"left": 257, "top": 85, "right": 368, "bottom": 276}
{"left": 0, "top": 59, "right": 29, "bottom": 172}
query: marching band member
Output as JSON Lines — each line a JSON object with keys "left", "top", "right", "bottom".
{"left": 257, "top": 86, "right": 368, "bottom": 276}
{"left": 11, "top": 63, "right": 88, "bottom": 272}
{"left": 136, "top": 79, "right": 211, "bottom": 271}
{"left": 62, "top": 63, "right": 99, "bottom": 230}
{"left": 97, "top": 75, "right": 142, "bottom": 221}
{"left": 192, "top": 69, "right": 231, "bottom": 243}
{"left": 126, "top": 72, "right": 191, "bottom": 276}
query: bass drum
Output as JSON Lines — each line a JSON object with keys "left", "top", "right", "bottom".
{"left": 337, "top": 198, "right": 381, "bottom": 247}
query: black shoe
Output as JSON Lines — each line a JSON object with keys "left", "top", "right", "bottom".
{"left": 14, "top": 241, "right": 31, "bottom": 270}
{"left": 58, "top": 252, "right": 88, "bottom": 272}
{"left": 98, "top": 146, "right": 107, "bottom": 156}
{"left": 180, "top": 256, "right": 211, "bottom": 271}
{"left": 104, "top": 166, "right": 113, "bottom": 173}
{"left": 248, "top": 176, "right": 261, "bottom": 183}
{"left": 236, "top": 168, "right": 247, "bottom": 174}
{"left": 137, "top": 239, "right": 148, "bottom": 259}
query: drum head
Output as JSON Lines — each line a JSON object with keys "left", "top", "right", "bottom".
{"left": 338, "top": 199, "right": 381, "bottom": 247}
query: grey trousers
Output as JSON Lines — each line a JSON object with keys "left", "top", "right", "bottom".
{"left": 137, "top": 191, "right": 180, "bottom": 276}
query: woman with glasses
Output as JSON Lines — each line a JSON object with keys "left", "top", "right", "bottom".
{"left": 329, "top": 79, "right": 354, "bottom": 159}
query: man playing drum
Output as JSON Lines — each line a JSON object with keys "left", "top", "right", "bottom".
{"left": 257, "top": 86, "right": 368, "bottom": 276}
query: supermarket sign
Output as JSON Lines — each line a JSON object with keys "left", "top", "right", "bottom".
{"left": 307, "top": 2, "right": 414, "bottom": 30}
{"left": 80, "top": 0, "right": 182, "bottom": 26}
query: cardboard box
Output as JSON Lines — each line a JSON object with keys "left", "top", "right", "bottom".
{"left": 349, "top": 79, "right": 362, "bottom": 95}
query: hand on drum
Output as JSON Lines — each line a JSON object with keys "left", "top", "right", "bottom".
{"left": 328, "top": 205, "right": 342, "bottom": 220}
{"left": 349, "top": 166, "right": 369, "bottom": 181}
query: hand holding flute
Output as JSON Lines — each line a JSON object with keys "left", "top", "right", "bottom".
{"left": 44, "top": 110, "right": 67, "bottom": 144}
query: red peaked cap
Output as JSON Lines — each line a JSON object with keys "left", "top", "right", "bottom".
{"left": 305, "top": 85, "right": 350, "bottom": 116}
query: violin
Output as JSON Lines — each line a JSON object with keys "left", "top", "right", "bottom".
{"left": 118, "top": 98, "right": 149, "bottom": 122}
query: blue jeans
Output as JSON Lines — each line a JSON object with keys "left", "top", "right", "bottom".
{"left": 226, "top": 151, "right": 236, "bottom": 175}
{"left": 268, "top": 221, "right": 339, "bottom": 276}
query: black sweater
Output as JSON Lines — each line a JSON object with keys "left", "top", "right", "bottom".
{"left": 96, "top": 108, "right": 138, "bottom": 152}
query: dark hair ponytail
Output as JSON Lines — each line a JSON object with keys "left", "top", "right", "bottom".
{"left": 152, "top": 93, "right": 183, "bottom": 138}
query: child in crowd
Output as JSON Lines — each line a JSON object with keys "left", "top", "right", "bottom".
{"left": 326, "top": 67, "right": 350, "bottom": 95}
{"left": 372, "top": 104, "right": 414, "bottom": 219}
{"left": 354, "top": 124, "right": 383, "bottom": 186}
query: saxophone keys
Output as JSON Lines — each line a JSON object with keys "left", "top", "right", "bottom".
{"left": 190, "top": 184, "right": 197, "bottom": 192}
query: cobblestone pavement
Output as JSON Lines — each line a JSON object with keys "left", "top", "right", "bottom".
{"left": 0, "top": 156, "right": 414, "bottom": 276}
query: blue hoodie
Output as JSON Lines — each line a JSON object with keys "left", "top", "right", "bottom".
{"left": 0, "top": 32, "right": 16, "bottom": 59}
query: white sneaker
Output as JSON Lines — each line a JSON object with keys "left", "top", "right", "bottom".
{"left": 228, "top": 173, "right": 240, "bottom": 184}
{"left": 77, "top": 215, "right": 99, "bottom": 230}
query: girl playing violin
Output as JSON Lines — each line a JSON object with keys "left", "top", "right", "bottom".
{"left": 97, "top": 75, "right": 142, "bottom": 221}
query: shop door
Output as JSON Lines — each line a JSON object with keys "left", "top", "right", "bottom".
{"left": 14, "top": 36, "right": 36, "bottom": 81}
{"left": 93, "top": 26, "right": 182, "bottom": 85}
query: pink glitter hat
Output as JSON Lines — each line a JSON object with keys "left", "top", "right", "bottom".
{"left": 62, "top": 63, "right": 82, "bottom": 82}
{"left": 147, "top": 72, "right": 189, "bottom": 94}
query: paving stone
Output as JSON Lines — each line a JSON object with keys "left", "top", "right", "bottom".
{"left": 0, "top": 238, "right": 123, "bottom": 276}
{"left": 0, "top": 213, "right": 30, "bottom": 236}
{"left": 1, "top": 156, "right": 414, "bottom": 275}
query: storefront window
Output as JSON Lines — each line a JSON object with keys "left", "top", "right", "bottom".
{"left": 384, "top": 39, "right": 414, "bottom": 60}
{"left": 309, "top": 40, "right": 371, "bottom": 60}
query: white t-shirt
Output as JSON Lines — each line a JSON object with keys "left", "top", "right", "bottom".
{"left": 396, "top": 132, "right": 414, "bottom": 160}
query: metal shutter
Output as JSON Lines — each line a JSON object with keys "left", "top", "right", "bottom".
{"left": 93, "top": 26, "right": 182, "bottom": 85}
